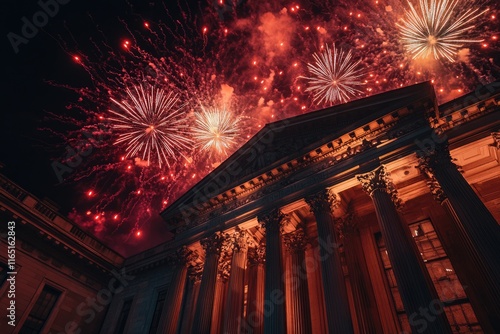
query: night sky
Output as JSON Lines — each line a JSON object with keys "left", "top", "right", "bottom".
{"left": 2, "top": 1, "right": 181, "bottom": 255}
{"left": 2, "top": 0, "right": 499, "bottom": 256}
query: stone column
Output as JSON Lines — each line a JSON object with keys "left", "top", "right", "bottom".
{"left": 417, "top": 142, "right": 500, "bottom": 294}
{"left": 211, "top": 255, "right": 230, "bottom": 334}
{"left": 337, "top": 212, "right": 383, "bottom": 333}
{"left": 158, "top": 246, "right": 197, "bottom": 334}
{"left": 223, "top": 228, "right": 249, "bottom": 334}
{"left": 257, "top": 209, "right": 286, "bottom": 334}
{"left": 357, "top": 165, "right": 451, "bottom": 334}
{"left": 179, "top": 265, "right": 202, "bottom": 334}
{"left": 418, "top": 144, "right": 500, "bottom": 333}
{"left": 305, "top": 190, "right": 354, "bottom": 334}
{"left": 244, "top": 244, "right": 265, "bottom": 334}
{"left": 192, "top": 232, "right": 228, "bottom": 334}
{"left": 283, "top": 224, "right": 312, "bottom": 334}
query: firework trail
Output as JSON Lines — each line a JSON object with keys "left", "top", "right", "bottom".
{"left": 47, "top": 0, "right": 498, "bottom": 251}
{"left": 109, "top": 84, "right": 192, "bottom": 168}
{"left": 193, "top": 106, "right": 241, "bottom": 156}
{"left": 301, "top": 44, "right": 365, "bottom": 105}
{"left": 398, "top": 0, "right": 488, "bottom": 62}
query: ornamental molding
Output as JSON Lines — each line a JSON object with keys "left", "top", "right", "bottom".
{"left": 188, "top": 263, "right": 203, "bottom": 283}
{"left": 247, "top": 243, "right": 266, "bottom": 266}
{"left": 335, "top": 204, "right": 358, "bottom": 240}
{"left": 172, "top": 108, "right": 422, "bottom": 229}
{"left": 305, "top": 188, "right": 339, "bottom": 215}
{"left": 166, "top": 246, "right": 198, "bottom": 266}
{"left": 257, "top": 209, "right": 288, "bottom": 233}
{"left": 200, "top": 231, "right": 231, "bottom": 256}
{"left": 356, "top": 165, "right": 403, "bottom": 210}
{"left": 283, "top": 224, "right": 309, "bottom": 252}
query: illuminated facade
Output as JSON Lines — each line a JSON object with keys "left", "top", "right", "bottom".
{"left": 2, "top": 81, "right": 499, "bottom": 333}
{"left": 100, "top": 82, "right": 500, "bottom": 333}
{"left": 0, "top": 173, "right": 124, "bottom": 333}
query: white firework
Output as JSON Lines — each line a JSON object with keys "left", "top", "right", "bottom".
{"left": 109, "top": 84, "right": 192, "bottom": 168}
{"left": 398, "top": 0, "right": 487, "bottom": 62}
{"left": 192, "top": 106, "right": 241, "bottom": 156}
{"left": 302, "top": 44, "right": 365, "bottom": 105}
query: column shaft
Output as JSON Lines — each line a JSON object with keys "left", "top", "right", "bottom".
{"left": 192, "top": 233, "right": 227, "bottom": 334}
{"left": 258, "top": 210, "right": 286, "bottom": 334}
{"left": 160, "top": 264, "right": 187, "bottom": 334}
{"left": 358, "top": 165, "right": 451, "bottom": 334}
{"left": 223, "top": 230, "right": 249, "bottom": 334}
{"left": 341, "top": 219, "right": 383, "bottom": 333}
{"left": 244, "top": 247, "right": 265, "bottom": 334}
{"left": 306, "top": 191, "right": 354, "bottom": 334}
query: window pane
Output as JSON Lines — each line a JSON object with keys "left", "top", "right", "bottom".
{"left": 114, "top": 298, "right": 133, "bottom": 334}
{"left": 19, "top": 286, "right": 61, "bottom": 334}
{"left": 149, "top": 290, "right": 167, "bottom": 334}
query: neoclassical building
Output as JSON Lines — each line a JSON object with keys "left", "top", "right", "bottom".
{"left": 99, "top": 81, "right": 500, "bottom": 334}
{"left": 2, "top": 81, "right": 499, "bottom": 334}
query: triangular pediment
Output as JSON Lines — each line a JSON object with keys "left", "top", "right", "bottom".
{"left": 162, "top": 82, "right": 436, "bottom": 223}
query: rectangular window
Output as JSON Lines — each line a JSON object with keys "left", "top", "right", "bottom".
{"left": 114, "top": 298, "right": 133, "bottom": 334}
{"left": 149, "top": 290, "right": 167, "bottom": 334}
{"left": 376, "top": 219, "right": 482, "bottom": 333}
{"left": 19, "top": 285, "right": 61, "bottom": 334}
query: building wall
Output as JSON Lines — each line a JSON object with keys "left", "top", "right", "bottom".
{"left": 99, "top": 265, "right": 173, "bottom": 334}
{"left": 0, "top": 232, "right": 109, "bottom": 333}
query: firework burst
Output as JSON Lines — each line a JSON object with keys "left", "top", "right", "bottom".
{"left": 398, "top": 0, "right": 487, "bottom": 62}
{"left": 193, "top": 106, "right": 241, "bottom": 156}
{"left": 302, "top": 44, "right": 365, "bottom": 105}
{"left": 109, "top": 84, "right": 192, "bottom": 168}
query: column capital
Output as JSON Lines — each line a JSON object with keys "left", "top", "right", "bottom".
{"left": 416, "top": 141, "right": 458, "bottom": 174}
{"left": 167, "top": 246, "right": 198, "bottom": 266}
{"left": 200, "top": 231, "right": 230, "bottom": 255}
{"left": 217, "top": 256, "right": 231, "bottom": 282}
{"left": 247, "top": 243, "right": 266, "bottom": 266}
{"left": 188, "top": 263, "right": 203, "bottom": 283}
{"left": 305, "top": 188, "right": 339, "bottom": 214}
{"left": 284, "top": 224, "right": 309, "bottom": 252}
{"left": 336, "top": 211, "right": 358, "bottom": 240}
{"left": 228, "top": 227, "right": 251, "bottom": 253}
{"left": 257, "top": 209, "right": 287, "bottom": 233}
{"left": 356, "top": 165, "right": 403, "bottom": 210}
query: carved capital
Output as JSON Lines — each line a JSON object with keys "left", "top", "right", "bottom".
{"left": 217, "top": 256, "right": 231, "bottom": 282}
{"left": 200, "top": 231, "right": 230, "bottom": 255}
{"left": 426, "top": 176, "right": 448, "bottom": 204}
{"left": 336, "top": 212, "right": 358, "bottom": 240}
{"left": 247, "top": 243, "right": 266, "bottom": 266}
{"left": 284, "top": 225, "right": 309, "bottom": 252}
{"left": 228, "top": 227, "right": 251, "bottom": 253}
{"left": 305, "top": 189, "right": 338, "bottom": 215}
{"left": 415, "top": 141, "right": 457, "bottom": 175}
{"left": 356, "top": 165, "right": 403, "bottom": 210}
{"left": 167, "top": 246, "right": 198, "bottom": 266}
{"left": 187, "top": 263, "right": 203, "bottom": 283}
{"left": 257, "top": 209, "right": 287, "bottom": 233}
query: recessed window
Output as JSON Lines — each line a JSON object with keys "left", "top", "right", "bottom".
{"left": 19, "top": 285, "right": 61, "bottom": 334}
{"left": 149, "top": 290, "right": 167, "bottom": 334}
{"left": 114, "top": 298, "right": 133, "bottom": 334}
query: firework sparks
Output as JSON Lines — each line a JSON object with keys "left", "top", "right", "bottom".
{"left": 398, "top": 0, "right": 487, "bottom": 62}
{"left": 193, "top": 106, "right": 241, "bottom": 156}
{"left": 109, "top": 84, "right": 192, "bottom": 168}
{"left": 302, "top": 44, "right": 365, "bottom": 105}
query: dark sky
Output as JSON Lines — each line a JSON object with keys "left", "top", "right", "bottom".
{"left": 1, "top": 0, "right": 187, "bottom": 255}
